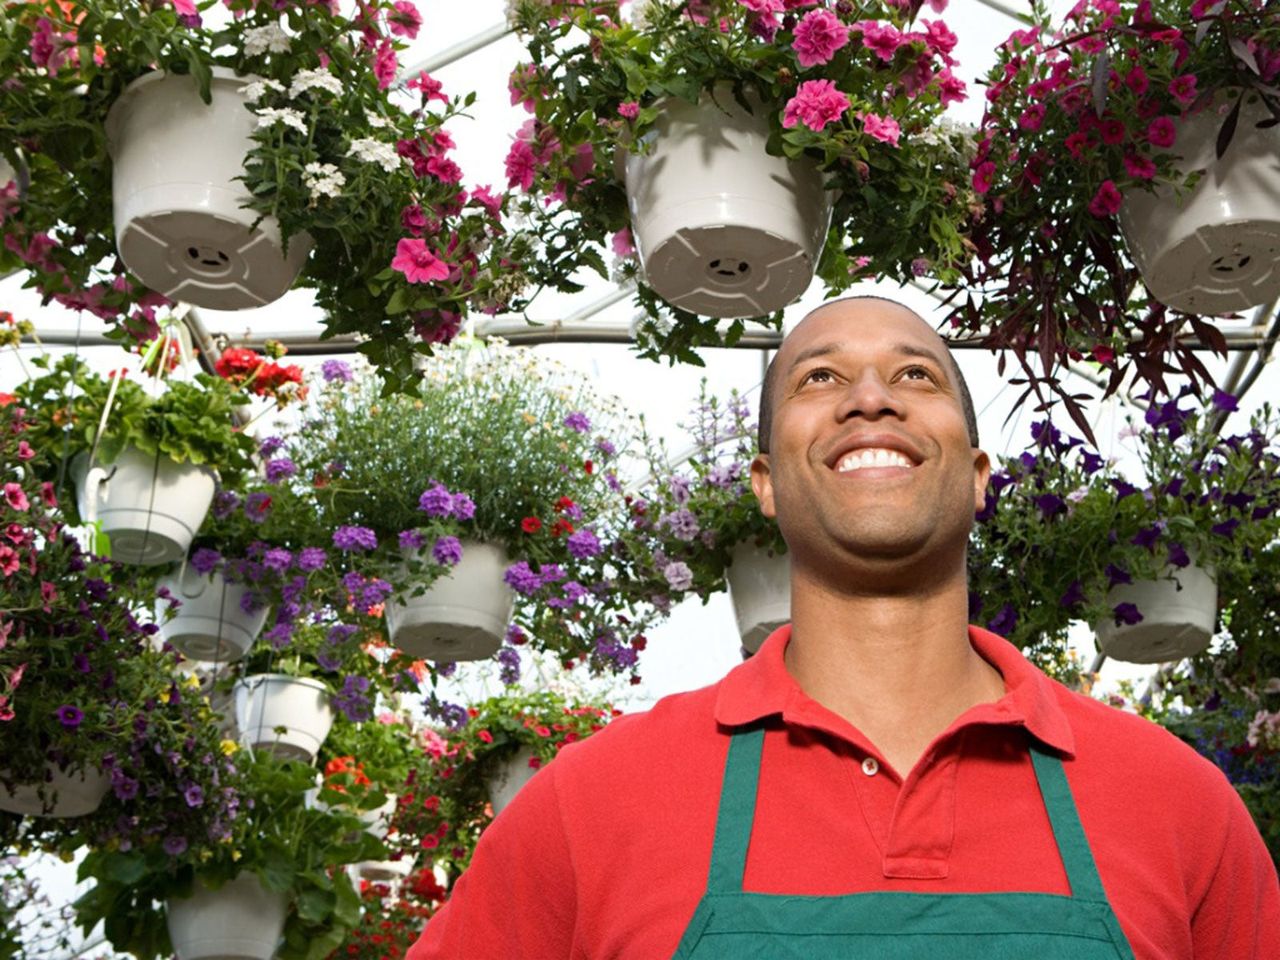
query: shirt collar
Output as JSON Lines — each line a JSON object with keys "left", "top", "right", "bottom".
{"left": 714, "top": 624, "right": 1076, "bottom": 757}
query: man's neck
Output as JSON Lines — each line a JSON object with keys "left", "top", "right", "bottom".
{"left": 784, "top": 567, "right": 1006, "bottom": 778}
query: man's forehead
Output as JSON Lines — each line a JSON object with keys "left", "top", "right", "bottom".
{"left": 779, "top": 300, "right": 947, "bottom": 368}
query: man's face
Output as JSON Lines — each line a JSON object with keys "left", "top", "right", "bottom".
{"left": 750, "top": 301, "right": 989, "bottom": 570}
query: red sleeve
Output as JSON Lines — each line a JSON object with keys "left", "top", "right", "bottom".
{"left": 406, "top": 762, "right": 578, "bottom": 960}
{"left": 1189, "top": 787, "right": 1280, "bottom": 958}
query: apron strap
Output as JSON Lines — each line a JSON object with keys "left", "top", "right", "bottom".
{"left": 705, "top": 726, "right": 765, "bottom": 893}
{"left": 1028, "top": 742, "right": 1110, "bottom": 904}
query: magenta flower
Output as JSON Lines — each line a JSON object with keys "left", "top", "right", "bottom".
{"left": 426, "top": 156, "right": 463, "bottom": 184}
{"left": 55, "top": 704, "right": 83, "bottom": 729}
{"left": 3, "top": 484, "right": 28, "bottom": 512}
{"left": 391, "top": 238, "right": 450, "bottom": 284}
{"left": 739, "top": 0, "right": 783, "bottom": 13}
{"left": 618, "top": 101, "right": 640, "bottom": 119}
{"left": 792, "top": 9, "right": 849, "bottom": 67}
{"left": 1, "top": 545, "right": 21, "bottom": 577}
{"left": 782, "top": 79, "right": 851, "bottom": 131}
{"left": 15, "top": 441, "right": 33, "bottom": 461}
{"left": 1123, "top": 154, "right": 1156, "bottom": 180}
{"left": 1087, "top": 180, "right": 1123, "bottom": 217}
{"left": 509, "top": 64, "right": 538, "bottom": 112}
{"left": 1018, "top": 104, "right": 1046, "bottom": 132}
{"left": 407, "top": 71, "right": 449, "bottom": 104}
{"left": 1168, "top": 74, "right": 1197, "bottom": 105}
{"left": 505, "top": 139, "right": 538, "bottom": 191}
{"left": 922, "top": 19, "right": 958, "bottom": 59}
{"left": 372, "top": 38, "right": 398, "bottom": 91}
{"left": 170, "top": 0, "right": 197, "bottom": 14}
{"left": 387, "top": 0, "right": 422, "bottom": 39}
{"left": 860, "top": 113, "right": 901, "bottom": 147}
{"left": 611, "top": 228, "right": 635, "bottom": 257}
{"left": 856, "top": 20, "right": 905, "bottom": 62}
{"left": 972, "top": 161, "right": 996, "bottom": 195}
{"left": 1146, "top": 117, "right": 1177, "bottom": 149}
{"left": 937, "top": 69, "right": 966, "bottom": 106}
{"left": 469, "top": 186, "right": 503, "bottom": 218}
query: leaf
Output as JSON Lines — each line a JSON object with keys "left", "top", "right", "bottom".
{"left": 385, "top": 287, "right": 410, "bottom": 315}
{"left": 295, "top": 886, "right": 335, "bottom": 923}
{"left": 1229, "top": 36, "right": 1261, "bottom": 75}
{"left": 1216, "top": 92, "right": 1243, "bottom": 160}
{"left": 1091, "top": 49, "right": 1110, "bottom": 118}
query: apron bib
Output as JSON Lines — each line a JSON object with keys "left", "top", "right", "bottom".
{"left": 672, "top": 726, "right": 1137, "bottom": 959}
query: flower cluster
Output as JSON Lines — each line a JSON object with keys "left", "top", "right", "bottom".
{"left": 506, "top": 0, "right": 977, "bottom": 361}
{"left": 329, "top": 869, "right": 448, "bottom": 960}
{"left": 968, "top": 394, "right": 1280, "bottom": 675}
{"left": 947, "top": 0, "right": 1280, "bottom": 410}
{"left": 213, "top": 345, "right": 306, "bottom": 405}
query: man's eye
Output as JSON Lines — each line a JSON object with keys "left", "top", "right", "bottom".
{"left": 902, "top": 366, "right": 934, "bottom": 382}
{"left": 800, "top": 368, "right": 834, "bottom": 385}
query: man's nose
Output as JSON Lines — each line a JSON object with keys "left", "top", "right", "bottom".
{"left": 836, "top": 370, "right": 904, "bottom": 424}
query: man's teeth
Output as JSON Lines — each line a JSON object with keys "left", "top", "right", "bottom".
{"left": 837, "top": 448, "right": 913, "bottom": 472}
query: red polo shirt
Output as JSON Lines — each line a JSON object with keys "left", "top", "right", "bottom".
{"left": 408, "top": 626, "right": 1279, "bottom": 959}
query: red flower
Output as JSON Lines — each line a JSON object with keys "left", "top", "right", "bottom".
{"left": 554, "top": 496, "right": 576, "bottom": 513}
{"left": 583, "top": 460, "right": 594, "bottom": 474}
{"left": 1087, "top": 180, "right": 1123, "bottom": 217}
{"left": 477, "top": 730, "right": 493, "bottom": 743}
{"left": 520, "top": 516, "right": 542, "bottom": 533}
{"left": 550, "top": 518, "right": 574, "bottom": 538}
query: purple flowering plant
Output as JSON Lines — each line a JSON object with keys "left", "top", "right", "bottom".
{"left": 506, "top": 0, "right": 976, "bottom": 363}
{"left": 0, "top": 406, "right": 239, "bottom": 869}
{"left": 949, "top": 0, "right": 1280, "bottom": 424}
{"left": 968, "top": 394, "right": 1280, "bottom": 676}
{"left": 618, "top": 382, "right": 786, "bottom": 612}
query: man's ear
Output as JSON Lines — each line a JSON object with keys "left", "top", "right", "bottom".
{"left": 972, "top": 447, "right": 991, "bottom": 514}
{"left": 750, "top": 453, "right": 776, "bottom": 519}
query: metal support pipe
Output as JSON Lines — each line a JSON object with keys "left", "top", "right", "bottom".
{"left": 398, "top": 23, "right": 512, "bottom": 78}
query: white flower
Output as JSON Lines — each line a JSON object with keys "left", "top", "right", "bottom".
{"left": 255, "top": 107, "right": 307, "bottom": 135}
{"left": 365, "top": 114, "right": 391, "bottom": 129}
{"left": 239, "top": 78, "right": 285, "bottom": 102}
{"left": 303, "top": 162, "right": 346, "bottom": 200}
{"left": 242, "top": 23, "right": 292, "bottom": 57}
{"left": 289, "top": 68, "right": 344, "bottom": 99}
{"left": 347, "top": 137, "right": 400, "bottom": 172}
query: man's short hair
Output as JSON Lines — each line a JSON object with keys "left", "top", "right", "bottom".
{"left": 756, "top": 296, "right": 980, "bottom": 455}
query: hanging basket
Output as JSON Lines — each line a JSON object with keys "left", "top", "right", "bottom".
{"left": 1093, "top": 563, "right": 1218, "bottom": 664}
{"left": 166, "top": 873, "right": 287, "bottom": 960}
{"left": 105, "top": 67, "right": 312, "bottom": 311}
{"left": 1119, "top": 91, "right": 1280, "bottom": 315}
{"left": 624, "top": 88, "right": 833, "bottom": 319}
{"left": 0, "top": 765, "right": 109, "bottom": 817}
{"left": 385, "top": 540, "right": 515, "bottom": 661}
{"left": 233, "top": 674, "right": 334, "bottom": 763}
{"left": 72, "top": 446, "right": 216, "bottom": 566}
{"left": 726, "top": 543, "right": 790, "bottom": 654}
{"left": 487, "top": 747, "right": 538, "bottom": 816}
{"left": 158, "top": 565, "right": 270, "bottom": 663}
{"left": 352, "top": 857, "right": 414, "bottom": 882}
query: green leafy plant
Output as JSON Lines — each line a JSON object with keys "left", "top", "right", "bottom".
{"left": 506, "top": 0, "right": 977, "bottom": 362}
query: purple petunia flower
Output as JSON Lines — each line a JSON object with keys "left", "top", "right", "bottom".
{"left": 667, "top": 475, "right": 692, "bottom": 505}
{"left": 73, "top": 653, "right": 91, "bottom": 674}
{"left": 1130, "top": 524, "right": 1161, "bottom": 550}
{"left": 1112, "top": 602, "right": 1144, "bottom": 626}
{"left": 504, "top": 561, "right": 543, "bottom": 596}
{"left": 564, "top": 411, "right": 591, "bottom": 433}
{"left": 333, "top": 526, "right": 377, "bottom": 551}
{"left": 191, "top": 547, "right": 221, "bottom": 576}
{"left": 664, "top": 561, "right": 694, "bottom": 591}
{"left": 539, "top": 563, "right": 566, "bottom": 583}
{"left": 163, "top": 836, "right": 188, "bottom": 856}
{"left": 183, "top": 784, "right": 204, "bottom": 808}
{"left": 1211, "top": 389, "right": 1239, "bottom": 413}
{"left": 265, "top": 458, "right": 297, "bottom": 484}
{"left": 432, "top": 536, "right": 463, "bottom": 566}
{"left": 297, "top": 547, "right": 327, "bottom": 572}
{"left": 1105, "top": 563, "right": 1132, "bottom": 587}
{"left": 660, "top": 509, "right": 700, "bottom": 542}
{"left": 1080, "top": 451, "right": 1105, "bottom": 475}
{"left": 450, "top": 493, "right": 476, "bottom": 521}
{"left": 1212, "top": 518, "right": 1240, "bottom": 538}
{"left": 566, "top": 528, "right": 601, "bottom": 559}
{"left": 1035, "top": 494, "right": 1066, "bottom": 520}
{"left": 1059, "top": 580, "right": 1086, "bottom": 608}
{"left": 418, "top": 483, "right": 453, "bottom": 518}
{"left": 263, "top": 548, "right": 293, "bottom": 573}
{"left": 987, "top": 604, "right": 1018, "bottom": 637}
{"left": 321, "top": 359, "right": 353, "bottom": 383}
{"left": 55, "top": 704, "right": 83, "bottom": 729}
{"left": 1167, "top": 542, "right": 1191, "bottom": 568}
{"left": 112, "top": 775, "right": 139, "bottom": 801}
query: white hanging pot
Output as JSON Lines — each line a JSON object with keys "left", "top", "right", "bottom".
{"left": 0, "top": 155, "right": 13, "bottom": 187}
{"left": 385, "top": 540, "right": 515, "bottom": 661}
{"left": 0, "top": 765, "right": 109, "bottom": 817}
{"left": 486, "top": 746, "right": 538, "bottom": 816}
{"left": 233, "top": 674, "right": 334, "bottom": 763}
{"left": 166, "top": 872, "right": 287, "bottom": 960}
{"left": 1093, "top": 563, "right": 1217, "bottom": 664}
{"left": 624, "top": 87, "right": 833, "bottom": 319}
{"left": 105, "top": 67, "right": 312, "bottom": 310}
{"left": 1119, "top": 91, "right": 1280, "bottom": 315}
{"left": 726, "top": 542, "right": 790, "bottom": 654}
{"left": 72, "top": 447, "right": 216, "bottom": 566}
{"left": 158, "top": 565, "right": 270, "bottom": 663}
{"left": 352, "top": 857, "right": 414, "bottom": 882}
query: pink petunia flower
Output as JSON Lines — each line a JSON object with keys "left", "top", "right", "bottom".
{"left": 1018, "top": 103, "right": 1047, "bottom": 131}
{"left": 972, "top": 161, "right": 996, "bottom": 194}
{"left": 1125, "top": 65, "right": 1149, "bottom": 95}
{"left": 0, "top": 545, "right": 17, "bottom": 577}
{"left": 1146, "top": 116, "right": 1177, "bottom": 149}
{"left": 1088, "top": 180, "right": 1123, "bottom": 217}
{"left": 469, "top": 185, "right": 503, "bottom": 218}
{"left": 509, "top": 64, "right": 538, "bottom": 113}
{"left": 1064, "top": 131, "right": 1093, "bottom": 159}
{"left": 612, "top": 228, "right": 636, "bottom": 257}
{"left": 505, "top": 139, "right": 539, "bottom": 191}
{"left": 171, "top": 0, "right": 198, "bottom": 15}
{"left": 427, "top": 156, "right": 463, "bottom": 184}
{"left": 15, "top": 441, "right": 33, "bottom": 461}
{"left": 618, "top": 101, "right": 640, "bottom": 119}
{"left": 782, "top": 79, "right": 851, "bottom": 131}
{"left": 391, "top": 238, "right": 450, "bottom": 284}
{"left": 401, "top": 204, "right": 428, "bottom": 235}
{"left": 1168, "top": 74, "right": 1197, "bottom": 105}
{"left": 740, "top": 0, "right": 784, "bottom": 13}
{"left": 856, "top": 21, "right": 905, "bottom": 63}
{"left": 3, "top": 484, "right": 27, "bottom": 512}
{"left": 387, "top": 0, "right": 422, "bottom": 39}
{"left": 792, "top": 10, "right": 849, "bottom": 68}
{"left": 860, "top": 112, "right": 901, "bottom": 147}
{"left": 921, "top": 19, "right": 957, "bottom": 61}
{"left": 1123, "top": 154, "right": 1157, "bottom": 180}
{"left": 937, "top": 68, "right": 966, "bottom": 106}
{"left": 408, "top": 71, "right": 449, "bottom": 104}
{"left": 372, "top": 38, "right": 397, "bottom": 90}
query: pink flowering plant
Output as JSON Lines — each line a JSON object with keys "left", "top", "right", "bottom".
{"left": 505, "top": 0, "right": 977, "bottom": 362}
{"left": 617, "top": 383, "right": 785, "bottom": 614}
{"left": 949, "top": 0, "right": 1280, "bottom": 426}
{"left": 967, "top": 395, "right": 1280, "bottom": 676}
{"left": 0, "top": 0, "right": 517, "bottom": 388}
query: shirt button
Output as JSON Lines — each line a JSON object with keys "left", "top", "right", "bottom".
{"left": 861, "top": 757, "right": 879, "bottom": 777}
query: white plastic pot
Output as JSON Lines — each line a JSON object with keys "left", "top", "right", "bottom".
{"left": 385, "top": 541, "right": 515, "bottom": 661}
{"left": 72, "top": 447, "right": 216, "bottom": 566}
{"left": 166, "top": 873, "right": 287, "bottom": 960}
{"left": 158, "top": 565, "right": 269, "bottom": 663}
{"left": 487, "top": 747, "right": 538, "bottom": 816}
{"left": 0, "top": 765, "right": 109, "bottom": 817}
{"left": 233, "top": 674, "right": 334, "bottom": 763}
{"left": 105, "top": 67, "right": 312, "bottom": 310}
{"left": 624, "top": 88, "right": 833, "bottom": 318}
{"left": 726, "top": 543, "right": 790, "bottom": 654}
{"left": 1120, "top": 92, "right": 1280, "bottom": 315}
{"left": 352, "top": 857, "right": 414, "bottom": 882}
{"left": 0, "top": 156, "right": 13, "bottom": 187}
{"left": 1094, "top": 563, "right": 1217, "bottom": 664}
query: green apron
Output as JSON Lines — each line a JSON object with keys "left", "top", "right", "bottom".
{"left": 672, "top": 726, "right": 1137, "bottom": 959}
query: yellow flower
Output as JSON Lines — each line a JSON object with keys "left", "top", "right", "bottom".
{"left": 59, "top": 850, "right": 75, "bottom": 863}
{"left": 220, "top": 739, "right": 239, "bottom": 756}
{"left": 231, "top": 849, "right": 242, "bottom": 862}
{"left": 159, "top": 689, "right": 171, "bottom": 704}
{"left": 185, "top": 674, "right": 202, "bottom": 689}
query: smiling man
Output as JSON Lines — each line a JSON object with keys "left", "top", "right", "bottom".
{"left": 409, "top": 297, "right": 1279, "bottom": 959}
